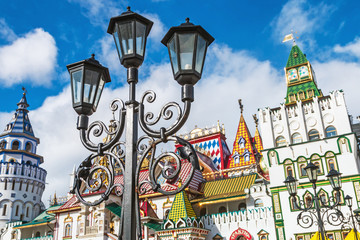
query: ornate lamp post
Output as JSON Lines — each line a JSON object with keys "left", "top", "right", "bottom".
{"left": 284, "top": 162, "right": 343, "bottom": 240}
{"left": 341, "top": 195, "right": 359, "bottom": 240}
{"left": 67, "top": 7, "right": 214, "bottom": 240}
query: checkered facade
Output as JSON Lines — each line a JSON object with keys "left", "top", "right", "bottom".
{"left": 167, "top": 190, "right": 196, "bottom": 223}
{"left": 228, "top": 115, "right": 256, "bottom": 168}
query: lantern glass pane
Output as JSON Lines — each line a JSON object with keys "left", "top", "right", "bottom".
{"left": 83, "top": 69, "right": 99, "bottom": 104}
{"left": 168, "top": 36, "right": 179, "bottom": 74}
{"left": 135, "top": 21, "right": 146, "bottom": 56}
{"left": 330, "top": 175, "right": 341, "bottom": 189}
{"left": 71, "top": 70, "right": 83, "bottom": 104}
{"left": 113, "top": 32, "right": 123, "bottom": 60}
{"left": 119, "top": 22, "right": 134, "bottom": 55}
{"left": 179, "top": 33, "right": 195, "bottom": 70}
{"left": 94, "top": 76, "right": 105, "bottom": 109}
{"left": 195, "top": 35, "right": 206, "bottom": 73}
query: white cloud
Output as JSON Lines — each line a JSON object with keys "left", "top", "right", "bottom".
{"left": 68, "top": 0, "right": 123, "bottom": 28}
{"left": 0, "top": 42, "right": 284, "bottom": 204}
{"left": 0, "top": 18, "right": 17, "bottom": 42}
{"left": 3, "top": 37, "right": 360, "bottom": 206}
{"left": 0, "top": 28, "right": 58, "bottom": 87}
{"left": 334, "top": 37, "right": 360, "bottom": 59}
{"left": 271, "top": 0, "right": 335, "bottom": 48}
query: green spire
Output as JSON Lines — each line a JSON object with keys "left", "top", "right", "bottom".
{"left": 284, "top": 44, "right": 322, "bottom": 104}
{"left": 286, "top": 44, "right": 308, "bottom": 68}
{"left": 167, "top": 190, "right": 196, "bottom": 223}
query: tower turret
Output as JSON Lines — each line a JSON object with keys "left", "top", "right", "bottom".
{"left": 284, "top": 44, "right": 323, "bottom": 104}
{"left": 0, "top": 89, "right": 47, "bottom": 229}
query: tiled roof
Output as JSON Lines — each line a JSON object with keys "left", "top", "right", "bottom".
{"left": 1, "top": 92, "right": 36, "bottom": 137}
{"left": 106, "top": 202, "right": 122, "bottom": 217}
{"left": 253, "top": 128, "right": 263, "bottom": 154}
{"left": 227, "top": 114, "right": 256, "bottom": 168}
{"left": 167, "top": 190, "right": 196, "bottom": 223}
{"left": 14, "top": 204, "right": 61, "bottom": 229}
{"left": 140, "top": 200, "right": 158, "bottom": 218}
{"left": 285, "top": 81, "right": 322, "bottom": 104}
{"left": 57, "top": 195, "right": 81, "bottom": 211}
{"left": 114, "top": 161, "right": 203, "bottom": 196}
{"left": 286, "top": 45, "right": 308, "bottom": 68}
{"left": 202, "top": 174, "right": 257, "bottom": 199}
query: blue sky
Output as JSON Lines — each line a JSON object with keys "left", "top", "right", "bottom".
{"left": 1, "top": 0, "right": 360, "bottom": 204}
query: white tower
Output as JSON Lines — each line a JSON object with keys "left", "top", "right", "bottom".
{"left": 0, "top": 90, "right": 47, "bottom": 229}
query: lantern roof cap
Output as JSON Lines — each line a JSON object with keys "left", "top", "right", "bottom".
{"left": 107, "top": 7, "right": 153, "bottom": 35}
{"left": 161, "top": 18, "right": 214, "bottom": 46}
{"left": 326, "top": 168, "right": 342, "bottom": 178}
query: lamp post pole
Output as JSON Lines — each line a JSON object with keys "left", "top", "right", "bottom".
{"left": 67, "top": 7, "right": 214, "bottom": 240}
{"left": 284, "top": 163, "right": 343, "bottom": 240}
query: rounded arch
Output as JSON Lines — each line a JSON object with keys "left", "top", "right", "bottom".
{"left": 25, "top": 142, "right": 33, "bottom": 152}
{"left": 291, "top": 132, "right": 302, "bottom": 144}
{"left": 325, "top": 126, "right": 337, "bottom": 137}
{"left": 11, "top": 140, "right": 20, "bottom": 150}
{"left": 0, "top": 140, "right": 6, "bottom": 149}
{"left": 275, "top": 136, "right": 286, "bottom": 147}
{"left": 308, "top": 129, "right": 320, "bottom": 141}
{"left": 254, "top": 198, "right": 264, "bottom": 207}
{"left": 218, "top": 206, "right": 227, "bottom": 213}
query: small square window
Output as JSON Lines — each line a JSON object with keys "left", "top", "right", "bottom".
{"left": 11, "top": 193, "right": 16, "bottom": 198}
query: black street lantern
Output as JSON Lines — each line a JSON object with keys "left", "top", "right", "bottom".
{"left": 67, "top": 54, "right": 111, "bottom": 116}
{"left": 354, "top": 208, "right": 360, "bottom": 223}
{"left": 161, "top": 18, "right": 214, "bottom": 86}
{"left": 284, "top": 175, "right": 298, "bottom": 196}
{"left": 304, "top": 162, "right": 319, "bottom": 183}
{"left": 345, "top": 195, "right": 353, "bottom": 208}
{"left": 326, "top": 169, "right": 342, "bottom": 190}
{"left": 107, "top": 7, "right": 153, "bottom": 68}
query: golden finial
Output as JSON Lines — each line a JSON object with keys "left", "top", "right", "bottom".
{"left": 178, "top": 178, "right": 182, "bottom": 187}
{"left": 238, "top": 99, "right": 244, "bottom": 114}
{"left": 253, "top": 114, "right": 259, "bottom": 128}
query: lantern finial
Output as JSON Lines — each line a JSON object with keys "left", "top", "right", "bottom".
{"left": 127, "top": 6, "right": 131, "bottom": 12}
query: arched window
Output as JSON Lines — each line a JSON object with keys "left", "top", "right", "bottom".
{"left": 25, "top": 142, "right": 32, "bottom": 152}
{"left": 218, "top": 206, "right": 227, "bottom": 213}
{"left": 64, "top": 224, "right": 72, "bottom": 237}
{"left": 292, "top": 133, "right": 302, "bottom": 144}
{"left": 319, "top": 193, "right": 327, "bottom": 206}
{"left": 308, "top": 129, "right": 320, "bottom": 141}
{"left": 328, "top": 159, "right": 336, "bottom": 170}
{"left": 2, "top": 204, "right": 7, "bottom": 215}
{"left": 325, "top": 126, "right": 337, "bottom": 137}
{"left": 286, "top": 166, "right": 294, "bottom": 177}
{"left": 276, "top": 136, "right": 286, "bottom": 147}
{"left": 164, "top": 209, "right": 170, "bottom": 219}
{"left": 299, "top": 164, "right": 306, "bottom": 177}
{"left": 305, "top": 195, "right": 313, "bottom": 208}
{"left": 254, "top": 199, "right": 263, "bottom": 207}
{"left": 11, "top": 231, "right": 17, "bottom": 240}
{"left": 289, "top": 94, "right": 296, "bottom": 102}
{"left": 12, "top": 141, "right": 20, "bottom": 150}
{"left": 0, "top": 141, "right": 6, "bottom": 149}
{"left": 26, "top": 207, "right": 30, "bottom": 217}
{"left": 238, "top": 203, "right": 246, "bottom": 211}
{"left": 314, "top": 161, "right": 322, "bottom": 174}
{"left": 35, "top": 232, "right": 41, "bottom": 237}
{"left": 298, "top": 91, "right": 305, "bottom": 100}
{"left": 307, "top": 89, "right": 314, "bottom": 98}
{"left": 15, "top": 205, "right": 19, "bottom": 216}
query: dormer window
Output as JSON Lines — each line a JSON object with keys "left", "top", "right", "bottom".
{"left": 243, "top": 149, "right": 251, "bottom": 162}
{"left": 232, "top": 151, "right": 241, "bottom": 164}
{"left": 238, "top": 137, "right": 246, "bottom": 148}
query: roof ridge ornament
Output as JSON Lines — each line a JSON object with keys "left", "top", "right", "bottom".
{"left": 282, "top": 30, "right": 299, "bottom": 46}
{"left": 238, "top": 99, "right": 243, "bottom": 114}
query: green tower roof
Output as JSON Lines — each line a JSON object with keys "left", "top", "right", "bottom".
{"left": 286, "top": 45, "right": 308, "bottom": 68}
{"left": 167, "top": 190, "right": 196, "bottom": 223}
